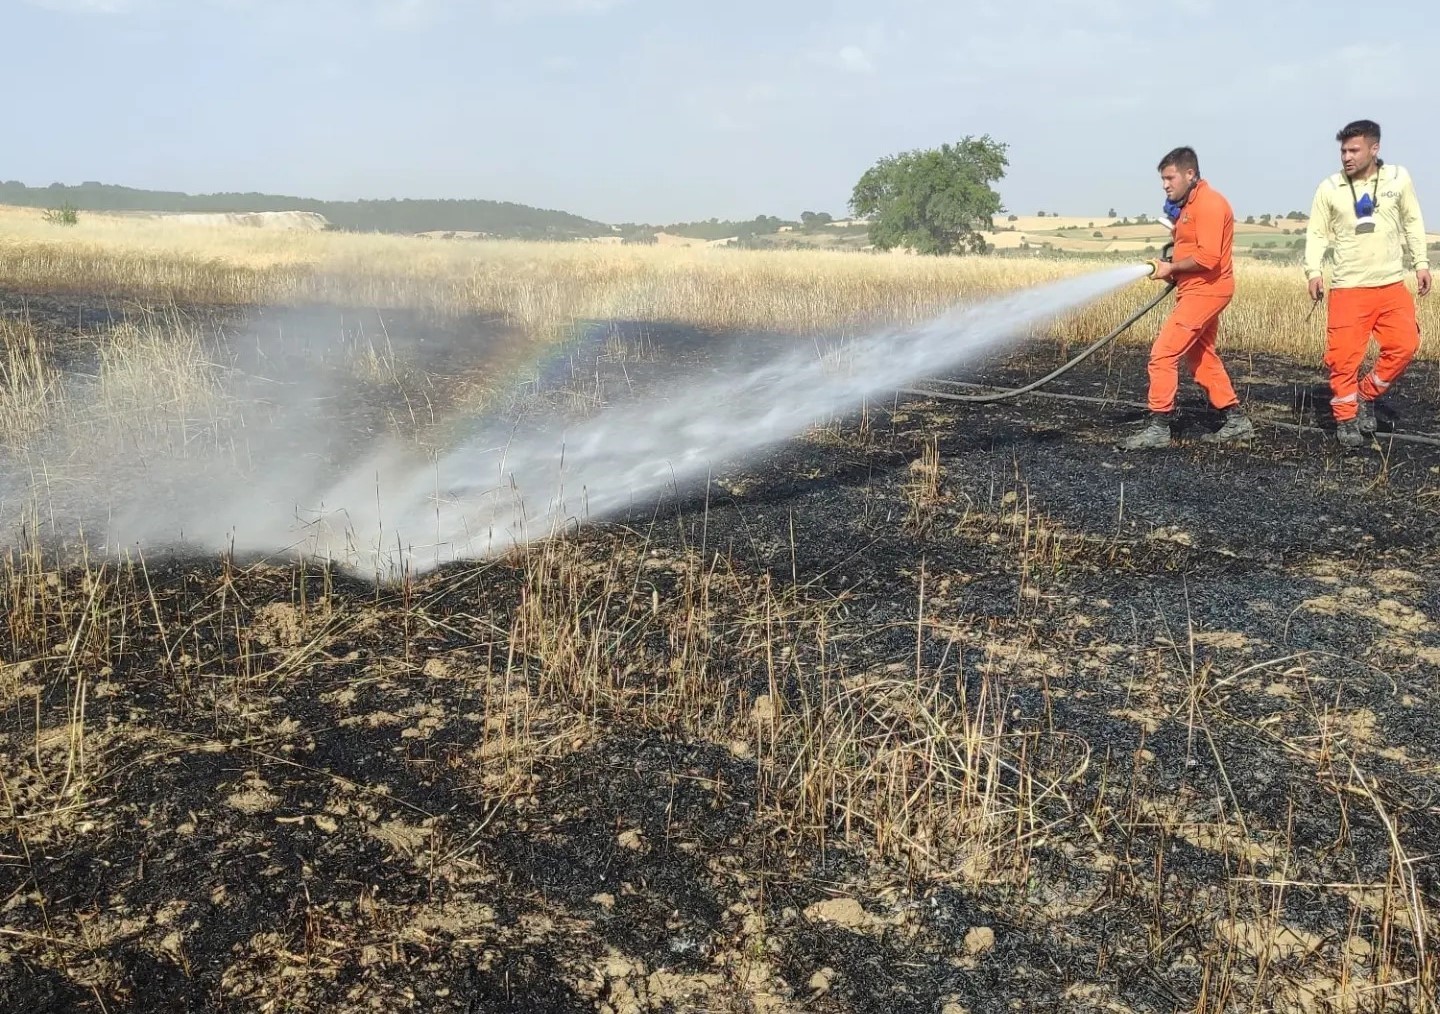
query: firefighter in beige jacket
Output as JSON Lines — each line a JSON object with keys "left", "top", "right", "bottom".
{"left": 1304, "top": 119, "right": 1431, "bottom": 447}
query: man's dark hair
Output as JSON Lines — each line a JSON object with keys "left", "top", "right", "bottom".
{"left": 1157, "top": 146, "right": 1200, "bottom": 176}
{"left": 1337, "top": 120, "right": 1381, "bottom": 143}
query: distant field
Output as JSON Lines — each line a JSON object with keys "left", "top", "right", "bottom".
{"left": 986, "top": 211, "right": 1440, "bottom": 261}
{"left": 4, "top": 203, "right": 1436, "bottom": 370}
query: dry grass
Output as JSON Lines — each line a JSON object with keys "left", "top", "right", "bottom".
{"left": 6, "top": 203, "right": 1395, "bottom": 542}
{"left": 4, "top": 207, "right": 1440, "bottom": 1011}
{"left": 0, "top": 313, "right": 229, "bottom": 477}
{"left": 4, "top": 518, "right": 1436, "bottom": 1010}
{"left": 0, "top": 319, "right": 59, "bottom": 447}
{"left": 5, "top": 203, "right": 1437, "bottom": 366}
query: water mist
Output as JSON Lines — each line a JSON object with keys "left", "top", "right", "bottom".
{"left": 22, "top": 264, "right": 1152, "bottom": 579}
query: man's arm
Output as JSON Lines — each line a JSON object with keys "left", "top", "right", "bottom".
{"left": 1153, "top": 195, "right": 1225, "bottom": 279}
{"left": 1303, "top": 183, "right": 1331, "bottom": 282}
{"left": 1399, "top": 168, "right": 1431, "bottom": 295}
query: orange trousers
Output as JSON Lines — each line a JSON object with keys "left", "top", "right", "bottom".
{"left": 1148, "top": 291, "right": 1239, "bottom": 414}
{"left": 1324, "top": 282, "right": 1420, "bottom": 421}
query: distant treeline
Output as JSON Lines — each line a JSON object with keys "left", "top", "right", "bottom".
{"left": 613, "top": 215, "right": 789, "bottom": 241}
{"left": 0, "top": 181, "right": 610, "bottom": 238}
{"left": 613, "top": 213, "right": 857, "bottom": 242}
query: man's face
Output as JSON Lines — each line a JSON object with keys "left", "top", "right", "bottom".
{"left": 1340, "top": 136, "right": 1380, "bottom": 177}
{"left": 1160, "top": 165, "right": 1195, "bottom": 202}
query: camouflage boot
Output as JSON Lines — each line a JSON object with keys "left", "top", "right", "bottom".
{"left": 1119, "top": 412, "right": 1174, "bottom": 452}
{"left": 1201, "top": 406, "right": 1256, "bottom": 443}
{"left": 1356, "top": 397, "right": 1377, "bottom": 435}
{"left": 1335, "top": 419, "right": 1366, "bottom": 448}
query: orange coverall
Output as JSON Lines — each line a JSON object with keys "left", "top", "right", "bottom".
{"left": 1305, "top": 163, "right": 1427, "bottom": 422}
{"left": 1324, "top": 283, "right": 1419, "bottom": 420}
{"left": 1148, "top": 179, "right": 1241, "bottom": 415}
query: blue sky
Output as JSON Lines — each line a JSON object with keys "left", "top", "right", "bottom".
{"left": 5, "top": 0, "right": 1432, "bottom": 224}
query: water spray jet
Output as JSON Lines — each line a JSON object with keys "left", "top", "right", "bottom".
{"left": 185, "top": 263, "right": 1167, "bottom": 580}
{"left": 0, "top": 263, "right": 1175, "bottom": 581}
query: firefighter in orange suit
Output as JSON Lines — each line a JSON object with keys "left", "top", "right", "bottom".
{"left": 1304, "top": 119, "right": 1431, "bottom": 447}
{"left": 1121, "top": 147, "right": 1254, "bottom": 451}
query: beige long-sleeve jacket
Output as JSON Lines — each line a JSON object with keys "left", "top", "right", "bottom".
{"left": 1304, "top": 163, "right": 1429, "bottom": 289}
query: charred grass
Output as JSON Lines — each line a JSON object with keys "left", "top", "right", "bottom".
{"left": 3, "top": 292, "right": 1440, "bottom": 1013}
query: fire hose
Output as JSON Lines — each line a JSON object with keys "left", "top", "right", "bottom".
{"left": 897, "top": 237, "right": 1440, "bottom": 447}
{"left": 902, "top": 243, "right": 1176, "bottom": 404}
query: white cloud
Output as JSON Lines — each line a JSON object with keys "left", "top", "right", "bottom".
{"left": 23, "top": 0, "right": 134, "bottom": 12}
{"left": 488, "top": 0, "right": 633, "bottom": 19}
{"left": 805, "top": 43, "right": 874, "bottom": 75}
{"left": 1336, "top": 42, "right": 1409, "bottom": 99}
{"left": 23, "top": 0, "right": 633, "bottom": 24}
{"left": 373, "top": 0, "right": 433, "bottom": 29}
{"left": 835, "top": 44, "right": 873, "bottom": 74}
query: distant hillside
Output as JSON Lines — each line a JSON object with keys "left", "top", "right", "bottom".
{"left": 611, "top": 214, "right": 872, "bottom": 248}
{"left": 0, "top": 180, "right": 610, "bottom": 239}
{"left": 614, "top": 215, "right": 794, "bottom": 242}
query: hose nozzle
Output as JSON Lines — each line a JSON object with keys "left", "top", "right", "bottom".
{"left": 1145, "top": 240, "right": 1175, "bottom": 280}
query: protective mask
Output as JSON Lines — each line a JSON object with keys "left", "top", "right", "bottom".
{"left": 1163, "top": 198, "right": 1184, "bottom": 223}
{"left": 1354, "top": 192, "right": 1377, "bottom": 234}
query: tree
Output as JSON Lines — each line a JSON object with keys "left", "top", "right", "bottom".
{"left": 849, "top": 136, "right": 1008, "bottom": 255}
{"left": 1245, "top": 215, "right": 1255, "bottom": 224}
{"left": 1108, "top": 208, "right": 1117, "bottom": 218}
{"left": 43, "top": 202, "right": 79, "bottom": 226}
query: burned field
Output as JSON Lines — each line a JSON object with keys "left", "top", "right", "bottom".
{"left": 3, "top": 292, "right": 1440, "bottom": 1013}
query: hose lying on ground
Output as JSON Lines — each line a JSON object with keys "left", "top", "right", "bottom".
{"left": 898, "top": 377, "right": 1440, "bottom": 448}
{"left": 920, "top": 280, "right": 1177, "bottom": 404}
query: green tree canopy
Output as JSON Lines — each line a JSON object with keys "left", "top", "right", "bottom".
{"left": 848, "top": 135, "right": 1009, "bottom": 255}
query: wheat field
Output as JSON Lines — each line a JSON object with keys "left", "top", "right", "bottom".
{"left": 5, "top": 205, "right": 1440, "bottom": 1012}
{"left": 3, "top": 204, "right": 1433, "bottom": 366}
